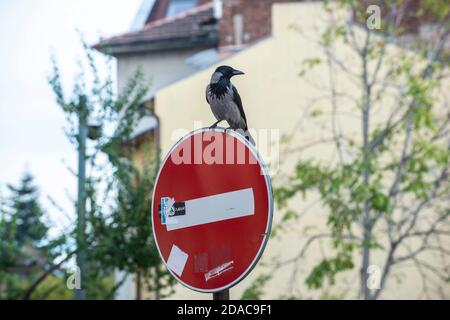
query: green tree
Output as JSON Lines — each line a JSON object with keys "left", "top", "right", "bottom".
{"left": 0, "top": 172, "right": 70, "bottom": 299}
{"left": 6, "top": 172, "right": 48, "bottom": 246}
{"left": 240, "top": 274, "right": 271, "bottom": 300}
{"left": 49, "top": 40, "right": 175, "bottom": 299}
{"left": 275, "top": 0, "right": 450, "bottom": 299}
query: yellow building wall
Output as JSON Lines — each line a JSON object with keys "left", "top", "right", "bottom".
{"left": 153, "top": 2, "right": 449, "bottom": 299}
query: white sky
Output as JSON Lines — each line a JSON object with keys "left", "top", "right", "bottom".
{"left": 0, "top": 0, "right": 142, "bottom": 231}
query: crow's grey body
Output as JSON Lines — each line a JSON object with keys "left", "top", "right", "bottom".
{"left": 206, "top": 84, "right": 246, "bottom": 130}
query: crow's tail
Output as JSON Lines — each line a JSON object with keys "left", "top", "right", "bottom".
{"left": 245, "top": 130, "right": 255, "bottom": 146}
{"left": 234, "top": 127, "right": 255, "bottom": 146}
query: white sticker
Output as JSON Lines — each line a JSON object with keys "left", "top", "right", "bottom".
{"left": 205, "top": 261, "right": 234, "bottom": 282}
{"left": 166, "top": 245, "right": 189, "bottom": 277}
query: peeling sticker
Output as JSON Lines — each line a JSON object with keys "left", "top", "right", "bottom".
{"left": 167, "top": 245, "right": 188, "bottom": 276}
{"left": 160, "top": 197, "right": 174, "bottom": 225}
{"left": 160, "top": 197, "right": 186, "bottom": 225}
{"left": 204, "top": 261, "right": 234, "bottom": 282}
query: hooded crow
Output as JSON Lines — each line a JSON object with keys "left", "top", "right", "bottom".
{"left": 206, "top": 65, "right": 255, "bottom": 145}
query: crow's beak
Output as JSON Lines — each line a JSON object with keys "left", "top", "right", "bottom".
{"left": 232, "top": 69, "right": 245, "bottom": 76}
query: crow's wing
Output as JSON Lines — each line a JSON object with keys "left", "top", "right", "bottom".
{"left": 232, "top": 85, "right": 248, "bottom": 129}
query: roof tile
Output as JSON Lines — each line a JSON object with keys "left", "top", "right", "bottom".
{"left": 96, "top": 2, "right": 216, "bottom": 50}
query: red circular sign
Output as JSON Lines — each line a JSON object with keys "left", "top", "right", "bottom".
{"left": 152, "top": 128, "right": 273, "bottom": 292}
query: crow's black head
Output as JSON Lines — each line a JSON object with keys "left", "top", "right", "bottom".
{"left": 211, "top": 65, "right": 244, "bottom": 83}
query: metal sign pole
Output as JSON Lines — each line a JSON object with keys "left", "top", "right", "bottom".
{"left": 213, "top": 289, "right": 230, "bottom": 300}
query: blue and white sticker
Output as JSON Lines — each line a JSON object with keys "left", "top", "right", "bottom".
{"left": 160, "top": 197, "right": 175, "bottom": 225}
{"left": 160, "top": 197, "right": 169, "bottom": 225}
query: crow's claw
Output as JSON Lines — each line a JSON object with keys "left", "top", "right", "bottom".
{"left": 209, "top": 120, "right": 221, "bottom": 129}
{"left": 224, "top": 127, "right": 233, "bottom": 134}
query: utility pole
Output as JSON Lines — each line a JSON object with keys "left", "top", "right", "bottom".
{"left": 75, "top": 98, "right": 87, "bottom": 300}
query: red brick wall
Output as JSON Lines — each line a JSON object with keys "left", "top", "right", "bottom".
{"left": 218, "top": 0, "right": 291, "bottom": 47}
{"left": 147, "top": 0, "right": 171, "bottom": 23}
{"left": 147, "top": 0, "right": 213, "bottom": 24}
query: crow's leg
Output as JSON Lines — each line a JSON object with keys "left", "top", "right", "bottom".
{"left": 209, "top": 120, "right": 222, "bottom": 129}
{"left": 224, "top": 126, "right": 234, "bottom": 134}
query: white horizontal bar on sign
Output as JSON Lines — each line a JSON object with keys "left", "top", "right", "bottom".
{"left": 166, "top": 188, "right": 254, "bottom": 231}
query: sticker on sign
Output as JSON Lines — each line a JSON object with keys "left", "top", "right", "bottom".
{"left": 167, "top": 245, "right": 189, "bottom": 276}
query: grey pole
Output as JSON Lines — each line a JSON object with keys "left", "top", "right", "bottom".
{"left": 213, "top": 289, "right": 230, "bottom": 300}
{"left": 75, "top": 103, "right": 87, "bottom": 300}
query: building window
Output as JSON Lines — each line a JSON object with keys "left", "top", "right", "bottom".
{"left": 167, "top": 0, "right": 197, "bottom": 17}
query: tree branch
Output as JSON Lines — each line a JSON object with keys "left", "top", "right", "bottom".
{"left": 22, "top": 251, "right": 76, "bottom": 300}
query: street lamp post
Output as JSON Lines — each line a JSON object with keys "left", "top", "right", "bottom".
{"left": 75, "top": 102, "right": 87, "bottom": 300}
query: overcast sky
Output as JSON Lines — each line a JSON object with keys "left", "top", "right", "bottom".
{"left": 0, "top": 0, "right": 142, "bottom": 232}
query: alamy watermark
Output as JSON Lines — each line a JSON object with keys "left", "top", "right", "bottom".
{"left": 66, "top": 265, "right": 81, "bottom": 290}
{"left": 366, "top": 264, "right": 381, "bottom": 290}
{"left": 366, "top": 5, "right": 381, "bottom": 30}
{"left": 169, "top": 121, "right": 280, "bottom": 175}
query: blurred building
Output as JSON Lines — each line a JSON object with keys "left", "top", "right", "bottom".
{"left": 96, "top": 0, "right": 450, "bottom": 299}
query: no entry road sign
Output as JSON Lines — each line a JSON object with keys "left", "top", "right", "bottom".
{"left": 152, "top": 128, "right": 273, "bottom": 293}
